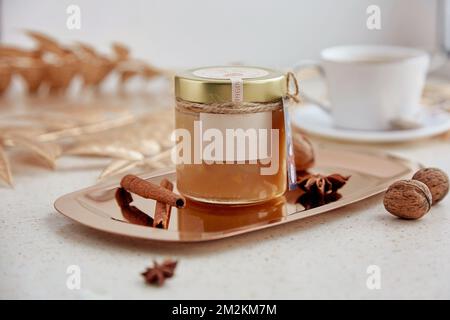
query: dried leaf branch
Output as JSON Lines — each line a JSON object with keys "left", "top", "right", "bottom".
{"left": 25, "top": 30, "right": 67, "bottom": 57}
{"left": 1, "top": 30, "right": 166, "bottom": 97}
{"left": 65, "top": 144, "right": 144, "bottom": 161}
{"left": 0, "top": 131, "right": 63, "bottom": 186}
{"left": 6, "top": 134, "right": 62, "bottom": 168}
{"left": 99, "top": 148, "right": 173, "bottom": 180}
{"left": 0, "top": 144, "right": 13, "bottom": 187}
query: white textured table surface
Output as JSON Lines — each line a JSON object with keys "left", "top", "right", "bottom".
{"left": 1, "top": 135, "right": 449, "bottom": 299}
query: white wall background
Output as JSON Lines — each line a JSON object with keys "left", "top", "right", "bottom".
{"left": 445, "top": 0, "right": 450, "bottom": 50}
{"left": 0, "top": 0, "right": 442, "bottom": 69}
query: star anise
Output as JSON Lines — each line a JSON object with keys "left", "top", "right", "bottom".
{"left": 141, "top": 259, "right": 178, "bottom": 286}
{"left": 296, "top": 172, "right": 350, "bottom": 209}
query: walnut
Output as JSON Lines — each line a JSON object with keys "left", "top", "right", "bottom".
{"left": 412, "top": 168, "right": 449, "bottom": 204}
{"left": 383, "top": 180, "right": 432, "bottom": 219}
{"left": 293, "top": 133, "right": 314, "bottom": 172}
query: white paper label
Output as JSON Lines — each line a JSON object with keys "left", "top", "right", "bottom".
{"left": 199, "top": 112, "right": 272, "bottom": 162}
{"left": 230, "top": 76, "right": 243, "bottom": 103}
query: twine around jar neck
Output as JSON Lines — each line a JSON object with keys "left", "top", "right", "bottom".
{"left": 176, "top": 72, "right": 300, "bottom": 114}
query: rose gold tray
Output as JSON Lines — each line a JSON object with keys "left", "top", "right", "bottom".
{"left": 54, "top": 147, "right": 421, "bottom": 242}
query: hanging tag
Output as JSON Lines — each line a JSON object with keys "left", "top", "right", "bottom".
{"left": 282, "top": 97, "right": 297, "bottom": 190}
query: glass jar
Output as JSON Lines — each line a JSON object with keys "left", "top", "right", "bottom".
{"left": 174, "top": 66, "right": 287, "bottom": 205}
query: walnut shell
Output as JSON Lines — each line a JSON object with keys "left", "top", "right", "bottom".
{"left": 293, "top": 133, "right": 314, "bottom": 172}
{"left": 383, "top": 179, "right": 432, "bottom": 219}
{"left": 412, "top": 168, "right": 449, "bottom": 204}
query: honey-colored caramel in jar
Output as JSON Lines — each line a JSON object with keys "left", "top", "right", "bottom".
{"left": 174, "top": 66, "right": 288, "bottom": 205}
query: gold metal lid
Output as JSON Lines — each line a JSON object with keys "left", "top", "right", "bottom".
{"left": 175, "top": 66, "right": 287, "bottom": 103}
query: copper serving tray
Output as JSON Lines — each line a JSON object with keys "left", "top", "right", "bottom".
{"left": 54, "top": 147, "right": 421, "bottom": 242}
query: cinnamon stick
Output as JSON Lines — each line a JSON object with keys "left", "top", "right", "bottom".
{"left": 153, "top": 178, "right": 174, "bottom": 229}
{"left": 120, "top": 174, "right": 185, "bottom": 208}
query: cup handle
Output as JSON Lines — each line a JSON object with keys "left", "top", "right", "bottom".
{"left": 292, "top": 60, "right": 331, "bottom": 113}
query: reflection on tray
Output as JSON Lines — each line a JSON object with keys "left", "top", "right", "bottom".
{"left": 177, "top": 197, "right": 287, "bottom": 233}
{"left": 82, "top": 172, "right": 352, "bottom": 238}
{"left": 112, "top": 172, "right": 351, "bottom": 233}
{"left": 115, "top": 188, "right": 154, "bottom": 227}
{"left": 114, "top": 184, "right": 291, "bottom": 232}
{"left": 113, "top": 191, "right": 340, "bottom": 236}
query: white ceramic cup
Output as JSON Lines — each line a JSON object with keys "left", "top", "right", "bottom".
{"left": 294, "top": 45, "right": 430, "bottom": 131}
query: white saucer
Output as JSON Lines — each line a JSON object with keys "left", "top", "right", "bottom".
{"left": 291, "top": 104, "right": 450, "bottom": 143}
